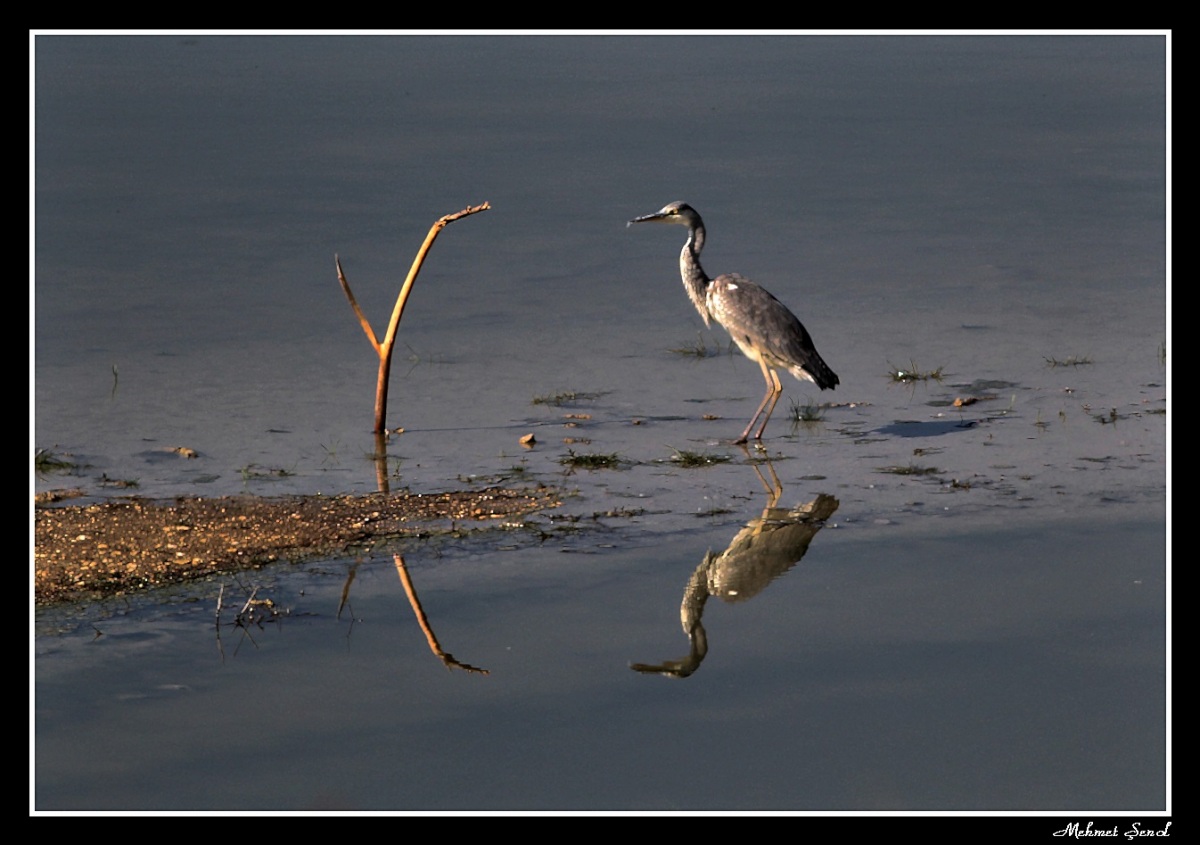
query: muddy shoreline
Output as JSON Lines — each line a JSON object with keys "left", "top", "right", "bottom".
{"left": 34, "top": 487, "right": 561, "bottom": 605}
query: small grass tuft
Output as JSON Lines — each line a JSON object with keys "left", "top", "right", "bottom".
{"left": 886, "top": 360, "right": 944, "bottom": 383}
{"left": 35, "top": 449, "right": 76, "bottom": 475}
{"left": 668, "top": 448, "right": 732, "bottom": 468}
{"left": 789, "top": 398, "right": 826, "bottom": 423}
{"left": 669, "top": 332, "right": 731, "bottom": 358}
{"left": 558, "top": 450, "right": 623, "bottom": 470}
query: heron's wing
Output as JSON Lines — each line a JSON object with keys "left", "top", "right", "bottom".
{"left": 707, "top": 273, "right": 837, "bottom": 388}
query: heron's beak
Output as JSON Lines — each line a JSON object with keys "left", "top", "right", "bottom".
{"left": 627, "top": 212, "right": 666, "bottom": 227}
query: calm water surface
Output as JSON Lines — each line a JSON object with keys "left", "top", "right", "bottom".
{"left": 32, "top": 34, "right": 1168, "bottom": 813}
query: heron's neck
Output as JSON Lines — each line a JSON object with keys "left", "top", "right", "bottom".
{"left": 679, "top": 224, "right": 712, "bottom": 326}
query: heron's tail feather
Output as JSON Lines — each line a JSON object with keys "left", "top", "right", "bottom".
{"left": 791, "top": 356, "right": 839, "bottom": 391}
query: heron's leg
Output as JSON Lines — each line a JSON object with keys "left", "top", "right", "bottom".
{"left": 753, "top": 368, "right": 785, "bottom": 441}
{"left": 736, "top": 360, "right": 781, "bottom": 444}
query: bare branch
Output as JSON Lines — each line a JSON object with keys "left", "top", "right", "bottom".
{"left": 337, "top": 202, "right": 491, "bottom": 433}
{"left": 380, "top": 202, "right": 491, "bottom": 353}
{"left": 336, "top": 255, "right": 382, "bottom": 356}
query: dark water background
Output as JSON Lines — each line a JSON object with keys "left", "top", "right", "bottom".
{"left": 32, "top": 33, "right": 1168, "bottom": 814}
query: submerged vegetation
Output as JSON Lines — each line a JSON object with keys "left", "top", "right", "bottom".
{"left": 532, "top": 390, "right": 607, "bottom": 407}
{"left": 1044, "top": 354, "right": 1093, "bottom": 367}
{"left": 98, "top": 474, "right": 139, "bottom": 489}
{"left": 239, "top": 464, "right": 296, "bottom": 481}
{"left": 877, "top": 463, "right": 943, "bottom": 477}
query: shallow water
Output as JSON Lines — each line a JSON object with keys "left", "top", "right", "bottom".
{"left": 34, "top": 509, "right": 1164, "bottom": 812}
{"left": 32, "top": 33, "right": 1168, "bottom": 813}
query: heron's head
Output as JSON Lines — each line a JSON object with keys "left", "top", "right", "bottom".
{"left": 627, "top": 201, "right": 699, "bottom": 229}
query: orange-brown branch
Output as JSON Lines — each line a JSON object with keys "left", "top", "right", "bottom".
{"left": 335, "top": 255, "right": 381, "bottom": 356}
{"left": 336, "top": 202, "right": 491, "bottom": 433}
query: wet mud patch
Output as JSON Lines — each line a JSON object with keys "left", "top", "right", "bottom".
{"left": 34, "top": 487, "right": 561, "bottom": 605}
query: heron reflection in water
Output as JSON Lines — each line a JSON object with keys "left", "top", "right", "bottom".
{"left": 631, "top": 458, "right": 838, "bottom": 678}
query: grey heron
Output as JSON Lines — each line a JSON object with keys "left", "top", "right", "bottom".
{"left": 628, "top": 201, "right": 839, "bottom": 444}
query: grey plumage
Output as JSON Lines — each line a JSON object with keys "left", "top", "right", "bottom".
{"left": 628, "top": 201, "right": 838, "bottom": 443}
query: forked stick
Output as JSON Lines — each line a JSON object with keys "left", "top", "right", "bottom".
{"left": 336, "top": 202, "right": 491, "bottom": 433}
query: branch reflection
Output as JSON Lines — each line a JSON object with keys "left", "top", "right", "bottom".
{"left": 333, "top": 431, "right": 489, "bottom": 674}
